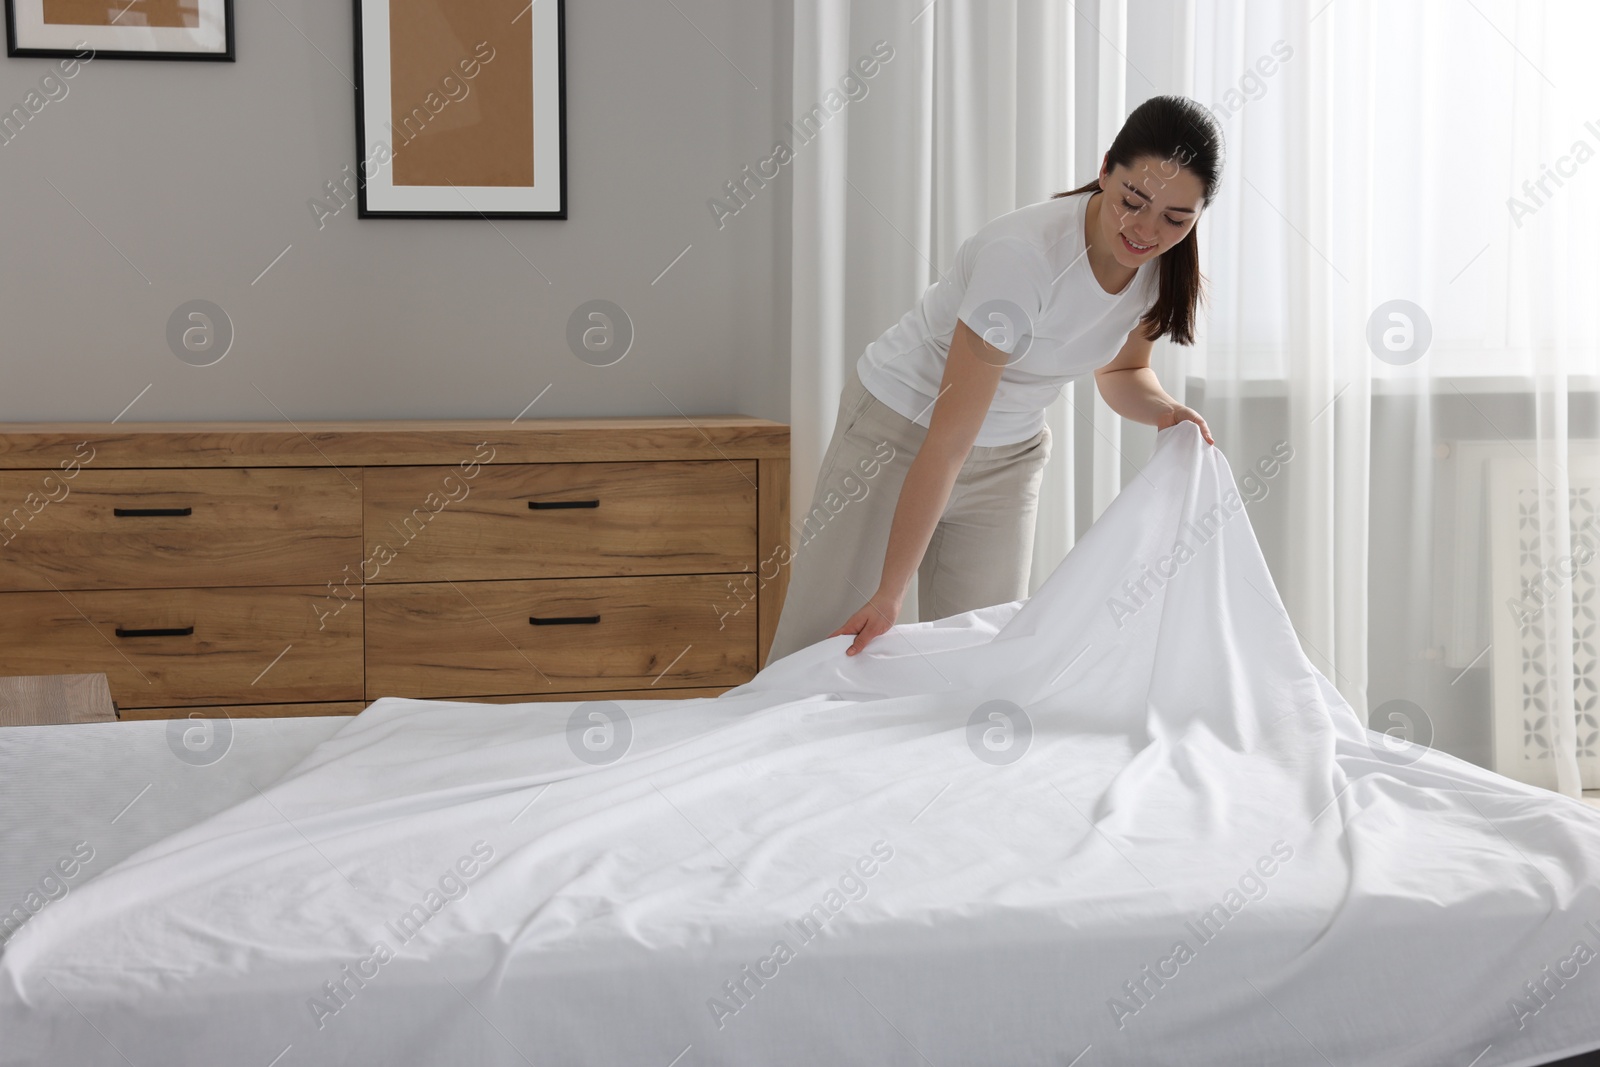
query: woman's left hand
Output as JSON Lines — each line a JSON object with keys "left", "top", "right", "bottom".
{"left": 1156, "top": 404, "right": 1214, "bottom": 446}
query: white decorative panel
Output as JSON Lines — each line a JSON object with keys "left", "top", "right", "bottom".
{"left": 1487, "top": 455, "right": 1600, "bottom": 791}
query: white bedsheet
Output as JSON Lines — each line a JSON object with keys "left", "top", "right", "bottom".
{"left": 4, "top": 422, "right": 1600, "bottom": 1067}
{"left": 0, "top": 716, "right": 347, "bottom": 925}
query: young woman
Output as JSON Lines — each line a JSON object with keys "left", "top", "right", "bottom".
{"left": 766, "top": 94, "right": 1223, "bottom": 662}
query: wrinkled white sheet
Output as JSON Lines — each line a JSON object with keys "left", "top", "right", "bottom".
{"left": 0, "top": 716, "right": 349, "bottom": 917}
{"left": 4, "top": 421, "right": 1600, "bottom": 1067}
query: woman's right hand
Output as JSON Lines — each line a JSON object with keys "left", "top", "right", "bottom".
{"left": 824, "top": 321, "right": 1002, "bottom": 659}
{"left": 827, "top": 589, "right": 904, "bottom": 656}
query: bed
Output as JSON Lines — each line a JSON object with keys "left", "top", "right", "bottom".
{"left": 4, "top": 422, "right": 1600, "bottom": 1067}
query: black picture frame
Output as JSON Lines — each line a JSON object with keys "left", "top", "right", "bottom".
{"left": 4, "top": 0, "right": 235, "bottom": 61}
{"left": 352, "top": 0, "right": 567, "bottom": 220}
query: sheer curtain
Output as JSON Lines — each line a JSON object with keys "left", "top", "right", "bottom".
{"left": 1191, "top": 0, "right": 1600, "bottom": 795}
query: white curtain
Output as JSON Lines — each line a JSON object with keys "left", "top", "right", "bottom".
{"left": 1191, "top": 0, "right": 1599, "bottom": 797}
{"left": 789, "top": 0, "right": 1598, "bottom": 796}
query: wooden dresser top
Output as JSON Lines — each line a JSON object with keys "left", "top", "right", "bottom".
{"left": 0, "top": 417, "right": 790, "bottom": 468}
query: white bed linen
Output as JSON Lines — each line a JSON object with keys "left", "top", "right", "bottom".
{"left": 0, "top": 716, "right": 346, "bottom": 930}
{"left": 3, "top": 422, "right": 1600, "bottom": 1067}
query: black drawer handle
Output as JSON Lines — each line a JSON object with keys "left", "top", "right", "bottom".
{"left": 114, "top": 507, "right": 193, "bottom": 517}
{"left": 528, "top": 500, "right": 599, "bottom": 510}
{"left": 529, "top": 615, "right": 600, "bottom": 626}
{"left": 114, "top": 625, "right": 194, "bottom": 638}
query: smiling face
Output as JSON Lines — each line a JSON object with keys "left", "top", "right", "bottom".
{"left": 1095, "top": 154, "right": 1206, "bottom": 266}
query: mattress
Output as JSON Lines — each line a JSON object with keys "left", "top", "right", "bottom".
{"left": 3, "top": 422, "right": 1600, "bottom": 1067}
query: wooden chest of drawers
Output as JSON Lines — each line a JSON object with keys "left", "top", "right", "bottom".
{"left": 0, "top": 419, "right": 790, "bottom": 719}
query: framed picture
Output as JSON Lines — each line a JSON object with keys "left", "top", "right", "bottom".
{"left": 5, "top": 0, "right": 233, "bottom": 61}
{"left": 353, "top": 0, "right": 567, "bottom": 220}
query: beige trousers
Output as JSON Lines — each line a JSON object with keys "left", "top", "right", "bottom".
{"left": 767, "top": 363, "right": 1052, "bottom": 662}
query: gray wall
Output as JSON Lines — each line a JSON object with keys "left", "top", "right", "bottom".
{"left": 0, "top": 0, "right": 793, "bottom": 427}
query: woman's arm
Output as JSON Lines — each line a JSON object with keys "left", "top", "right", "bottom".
{"left": 828, "top": 319, "right": 1006, "bottom": 655}
{"left": 1093, "top": 322, "right": 1214, "bottom": 444}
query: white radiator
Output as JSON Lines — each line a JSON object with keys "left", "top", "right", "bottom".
{"left": 1487, "top": 451, "right": 1600, "bottom": 792}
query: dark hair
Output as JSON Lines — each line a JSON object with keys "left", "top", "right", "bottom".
{"left": 1053, "top": 94, "right": 1224, "bottom": 346}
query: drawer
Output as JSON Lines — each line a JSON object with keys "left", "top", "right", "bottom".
{"left": 365, "top": 574, "right": 757, "bottom": 699}
{"left": 0, "top": 467, "right": 361, "bottom": 591}
{"left": 362, "top": 461, "right": 756, "bottom": 582}
{"left": 468, "top": 686, "right": 734, "bottom": 704}
{"left": 0, "top": 587, "right": 363, "bottom": 709}
{"left": 116, "top": 701, "right": 369, "bottom": 721}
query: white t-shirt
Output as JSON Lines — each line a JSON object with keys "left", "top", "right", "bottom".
{"left": 855, "top": 189, "right": 1161, "bottom": 447}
